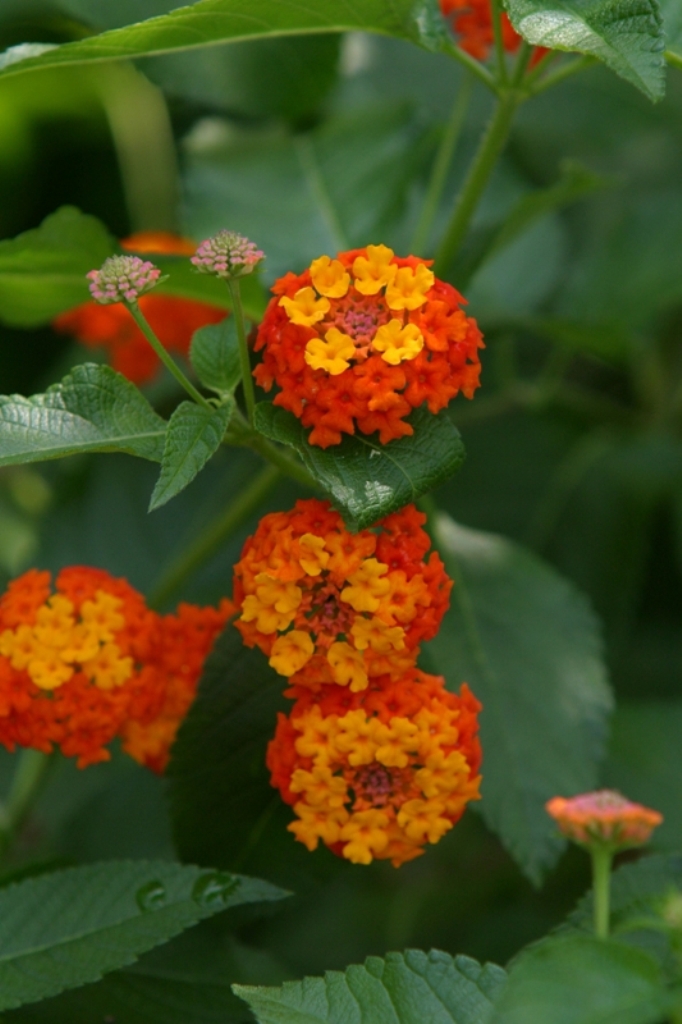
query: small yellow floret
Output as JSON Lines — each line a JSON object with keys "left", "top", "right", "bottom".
{"left": 397, "top": 798, "right": 452, "bottom": 844}
{"left": 241, "top": 574, "right": 302, "bottom": 634}
{"left": 83, "top": 642, "right": 133, "bottom": 690}
{"left": 372, "top": 319, "right": 424, "bottom": 365}
{"left": 352, "top": 245, "right": 397, "bottom": 295}
{"left": 334, "top": 709, "right": 377, "bottom": 766}
{"left": 304, "top": 328, "right": 355, "bottom": 375}
{"left": 279, "top": 287, "right": 330, "bottom": 326}
{"left": 416, "top": 749, "right": 468, "bottom": 799}
{"left": 340, "top": 809, "right": 390, "bottom": 864}
{"left": 385, "top": 264, "right": 434, "bottom": 311}
{"left": 298, "top": 533, "right": 330, "bottom": 576}
{"left": 372, "top": 717, "right": 419, "bottom": 768}
{"left": 310, "top": 255, "right": 350, "bottom": 298}
{"left": 27, "top": 652, "right": 73, "bottom": 690}
{"left": 290, "top": 765, "right": 347, "bottom": 808}
{"left": 340, "top": 558, "right": 390, "bottom": 613}
{"left": 288, "top": 802, "right": 349, "bottom": 850}
{"left": 327, "top": 642, "right": 368, "bottom": 692}
{"left": 350, "top": 616, "right": 405, "bottom": 653}
{"left": 269, "top": 630, "right": 314, "bottom": 677}
{"left": 80, "top": 591, "right": 125, "bottom": 642}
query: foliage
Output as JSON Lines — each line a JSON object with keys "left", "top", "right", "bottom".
{"left": 0, "top": 0, "right": 679, "bottom": 1020}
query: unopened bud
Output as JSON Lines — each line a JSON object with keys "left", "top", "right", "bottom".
{"left": 191, "top": 231, "right": 264, "bottom": 280}
{"left": 87, "top": 255, "right": 162, "bottom": 305}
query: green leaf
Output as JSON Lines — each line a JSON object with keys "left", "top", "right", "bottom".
{"left": 504, "top": 0, "right": 666, "bottom": 101}
{"left": 0, "top": 206, "right": 115, "bottom": 327}
{"left": 490, "top": 936, "right": 669, "bottom": 1024}
{"left": 0, "top": 364, "right": 167, "bottom": 468}
{"left": 254, "top": 403, "right": 466, "bottom": 531}
{"left": 190, "top": 318, "right": 242, "bottom": 395}
{"left": 0, "top": 859, "right": 286, "bottom": 1011}
{"left": 183, "top": 103, "right": 430, "bottom": 281}
{"left": 7, "top": 925, "right": 290, "bottom": 1024}
{"left": 0, "top": 0, "right": 445, "bottom": 81}
{"left": 168, "top": 623, "right": 290, "bottom": 872}
{"left": 149, "top": 399, "right": 233, "bottom": 511}
{"left": 428, "top": 514, "right": 613, "bottom": 883}
{"left": 235, "top": 949, "right": 507, "bottom": 1024}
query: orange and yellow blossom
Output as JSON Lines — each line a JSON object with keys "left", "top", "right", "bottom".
{"left": 233, "top": 499, "right": 452, "bottom": 691}
{"left": 267, "top": 670, "right": 482, "bottom": 866}
{"left": 254, "top": 245, "right": 483, "bottom": 448}
{"left": 546, "top": 790, "right": 663, "bottom": 850}
{"left": 0, "top": 567, "right": 233, "bottom": 769}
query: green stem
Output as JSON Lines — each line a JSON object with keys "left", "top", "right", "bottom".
{"left": 148, "top": 463, "right": 282, "bottom": 608}
{"left": 592, "top": 846, "right": 613, "bottom": 939}
{"left": 0, "top": 750, "right": 52, "bottom": 860}
{"left": 226, "top": 278, "right": 257, "bottom": 425}
{"left": 511, "top": 41, "right": 533, "bottom": 86}
{"left": 434, "top": 90, "right": 519, "bottom": 276}
{"left": 666, "top": 49, "right": 682, "bottom": 71}
{"left": 529, "top": 55, "right": 596, "bottom": 96}
{"left": 490, "top": 0, "right": 509, "bottom": 84}
{"left": 521, "top": 48, "right": 558, "bottom": 90}
{"left": 245, "top": 428, "right": 319, "bottom": 492}
{"left": 411, "top": 77, "right": 473, "bottom": 255}
{"left": 127, "top": 302, "right": 211, "bottom": 409}
{"left": 442, "top": 39, "right": 498, "bottom": 94}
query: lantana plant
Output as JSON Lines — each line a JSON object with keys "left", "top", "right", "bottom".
{"left": 0, "top": 0, "right": 678, "bottom": 1021}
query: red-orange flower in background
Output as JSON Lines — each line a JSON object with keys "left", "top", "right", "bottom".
{"left": 53, "top": 232, "right": 226, "bottom": 384}
{"left": 254, "top": 246, "right": 483, "bottom": 447}
{"left": 546, "top": 790, "right": 663, "bottom": 850}
{"left": 441, "top": 0, "right": 522, "bottom": 60}
{"left": 0, "top": 566, "right": 233, "bottom": 769}
{"left": 233, "top": 499, "right": 452, "bottom": 692}
{"left": 267, "top": 671, "right": 482, "bottom": 866}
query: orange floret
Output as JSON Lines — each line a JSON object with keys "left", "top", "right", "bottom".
{"left": 254, "top": 247, "right": 483, "bottom": 447}
{"left": 53, "top": 231, "right": 226, "bottom": 384}
{"left": 0, "top": 567, "right": 233, "bottom": 769}
{"left": 267, "top": 671, "right": 482, "bottom": 866}
{"left": 120, "top": 597, "right": 234, "bottom": 774}
{"left": 546, "top": 791, "right": 663, "bottom": 850}
{"left": 233, "top": 499, "right": 452, "bottom": 691}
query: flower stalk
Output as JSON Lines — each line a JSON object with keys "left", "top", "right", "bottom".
{"left": 127, "top": 301, "right": 211, "bottom": 409}
{"left": 591, "top": 845, "right": 614, "bottom": 939}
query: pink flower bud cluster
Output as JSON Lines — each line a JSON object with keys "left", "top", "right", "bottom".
{"left": 87, "top": 255, "right": 162, "bottom": 305}
{"left": 191, "top": 231, "right": 264, "bottom": 279}
{"left": 546, "top": 789, "right": 662, "bottom": 850}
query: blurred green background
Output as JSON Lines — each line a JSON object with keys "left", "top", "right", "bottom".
{"left": 0, "top": 3, "right": 681, "bottom": 1017}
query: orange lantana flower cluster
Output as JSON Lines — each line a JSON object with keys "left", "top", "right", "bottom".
{"left": 234, "top": 498, "right": 482, "bottom": 866}
{"left": 0, "top": 567, "right": 233, "bottom": 770}
{"left": 233, "top": 500, "right": 452, "bottom": 692}
{"left": 267, "top": 673, "right": 482, "bottom": 866}
{"left": 254, "top": 246, "right": 483, "bottom": 448}
{"left": 53, "top": 232, "right": 226, "bottom": 384}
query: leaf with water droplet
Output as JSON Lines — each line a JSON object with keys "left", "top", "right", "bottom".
{"left": 135, "top": 880, "right": 167, "bottom": 912}
{"left": 192, "top": 871, "right": 240, "bottom": 908}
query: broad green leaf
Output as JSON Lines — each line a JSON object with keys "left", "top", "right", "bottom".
{"left": 0, "top": 0, "right": 446, "bottom": 81}
{"left": 144, "top": 35, "right": 342, "bottom": 121}
{"left": 235, "top": 949, "right": 506, "bottom": 1024}
{"left": 504, "top": 0, "right": 666, "bottom": 101}
{"left": 254, "top": 403, "right": 466, "bottom": 531}
{"left": 168, "top": 622, "right": 290, "bottom": 872}
{"left": 490, "top": 937, "right": 669, "bottom": 1024}
{"left": 8, "top": 925, "right": 289, "bottom": 1024}
{"left": 0, "top": 859, "right": 286, "bottom": 1011}
{"left": 429, "top": 514, "right": 613, "bottom": 883}
{"left": 604, "top": 701, "right": 682, "bottom": 853}
{"left": 190, "top": 318, "right": 241, "bottom": 395}
{"left": 0, "top": 364, "right": 167, "bottom": 468}
{"left": 0, "top": 206, "right": 114, "bottom": 327}
{"left": 149, "top": 399, "right": 233, "bottom": 511}
{"left": 183, "top": 103, "right": 430, "bottom": 281}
